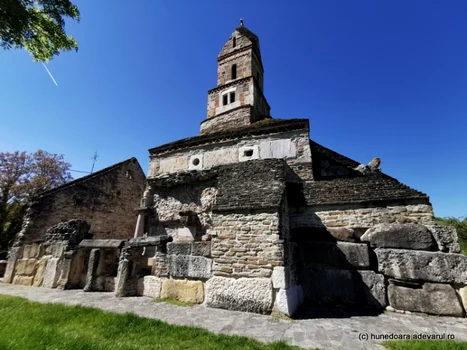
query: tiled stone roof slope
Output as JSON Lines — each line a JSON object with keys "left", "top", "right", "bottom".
{"left": 304, "top": 141, "right": 430, "bottom": 206}
{"left": 214, "top": 159, "right": 286, "bottom": 212}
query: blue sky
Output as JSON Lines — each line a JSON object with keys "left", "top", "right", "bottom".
{"left": 0, "top": 1, "right": 466, "bottom": 218}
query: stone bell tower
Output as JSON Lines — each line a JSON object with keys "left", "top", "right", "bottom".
{"left": 199, "top": 21, "right": 271, "bottom": 135}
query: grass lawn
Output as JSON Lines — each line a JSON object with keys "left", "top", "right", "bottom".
{"left": 0, "top": 295, "right": 299, "bottom": 350}
{"left": 383, "top": 340, "right": 467, "bottom": 350}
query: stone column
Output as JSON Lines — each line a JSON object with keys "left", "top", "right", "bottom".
{"left": 134, "top": 213, "right": 146, "bottom": 238}
{"left": 83, "top": 248, "right": 100, "bottom": 292}
{"left": 56, "top": 250, "right": 76, "bottom": 290}
{"left": 152, "top": 244, "right": 168, "bottom": 277}
{"left": 115, "top": 246, "right": 132, "bottom": 297}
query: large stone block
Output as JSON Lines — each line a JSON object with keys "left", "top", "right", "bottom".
{"left": 33, "top": 256, "right": 50, "bottom": 287}
{"left": 137, "top": 276, "right": 162, "bottom": 298}
{"left": 274, "top": 285, "right": 304, "bottom": 316}
{"left": 426, "top": 225, "right": 461, "bottom": 253}
{"left": 22, "top": 244, "right": 43, "bottom": 259}
{"left": 259, "top": 139, "right": 296, "bottom": 159}
{"left": 12, "top": 275, "right": 34, "bottom": 286}
{"left": 272, "top": 266, "right": 289, "bottom": 289}
{"left": 15, "top": 258, "right": 38, "bottom": 276}
{"left": 161, "top": 279, "right": 204, "bottom": 304}
{"left": 327, "top": 227, "right": 356, "bottom": 242}
{"left": 167, "top": 242, "right": 191, "bottom": 255}
{"left": 2, "top": 246, "right": 22, "bottom": 284}
{"left": 301, "top": 268, "right": 386, "bottom": 308}
{"left": 300, "top": 241, "right": 370, "bottom": 269}
{"left": 168, "top": 255, "right": 212, "bottom": 279}
{"left": 44, "top": 243, "right": 66, "bottom": 258}
{"left": 388, "top": 282, "right": 464, "bottom": 317}
{"left": 192, "top": 242, "right": 211, "bottom": 257}
{"left": 459, "top": 286, "right": 467, "bottom": 313}
{"left": 205, "top": 277, "right": 273, "bottom": 314}
{"left": 361, "top": 223, "right": 436, "bottom": 250}
{"left": 42, "top": 258, "right": 62, "bottom": 288}
{"left": 375, "top": 248, "right": 467, "bottom": 284}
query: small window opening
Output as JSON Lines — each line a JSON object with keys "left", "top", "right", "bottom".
{"left": 244, "top": 149, "right": 253, "bottom": 157}
{"left": 222, "top": 94, "right": 228, "bottom": 105}
{"left": 233, "top": 37, "right": 236, "bottom": 47}
{"left": 192, "top": 158, "right": 200, "bottom": 166}
{"left": 231, "top": 64, "right": 237, "bottom": 80}
{"left": 230, "top": 92, "right": 235, "bottom": 103}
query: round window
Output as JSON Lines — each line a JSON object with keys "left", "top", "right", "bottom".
{"left": 192, "top": 158, "right": 200, "bottom": 166}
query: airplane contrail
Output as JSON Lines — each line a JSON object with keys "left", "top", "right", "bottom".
{"left": 42, "top": 62, "right": 59, "bottom": 86}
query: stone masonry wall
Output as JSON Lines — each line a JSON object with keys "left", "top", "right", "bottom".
{"left": 291, "top": 204, "right": 435, "bottom": 231}
{"left": 210, "top": 211, "right": 283, "bottom": 278}
{"left": 19, "top": 159, "right": 146, "bottom": 244}
{"left": 149, "top": 129, "right": 311, "bottom": 177}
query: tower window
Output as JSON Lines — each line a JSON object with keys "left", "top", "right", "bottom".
{"left": 223, "top": 94, "right": 228, "bottom": 105}
{"left": 230, "top": 92, "right": 235, "bottom": 103}
{"left": 231, "top": 64, "right": 237, "bottom": 80}
{"left": 233, "top": 37, "right": 236, "bottom": 47}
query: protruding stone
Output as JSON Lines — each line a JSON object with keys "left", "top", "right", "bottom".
{"left": 205, "top": 276, "right": 273, "bottom": 314}
{"left": 299, "top": 241, "right": 370, "bottom": 269}
{"left": 361, "top": 223, "right": 436, "bottom": 250}
{"left": 271, "top": 266, "right": 289, "bottom": 289}
{"left": 459, "top": 286, "right": 467, "bottom": 313}
{"left": 12, "top": 275, "right": 34, "bottom": 286}
{"left": 167, "top": 242, "right": 191, "bottom": 255}
{"left": 327, "top": 227, "right": 356, "bottom": 242}
{"left": 426, "top": 225, "right": 461, "bottom": 253}
{"left": 161, "top": 279, "right": 204, "bottom": 304}
{"left": 274, "top": 285, "right": 304, "bottom": 316}
{"left": 137, "top": 276, "right": 162, "bottom": 298}
{"left": 388, "top": 282, "right": 464, "bottom": 317}
{"left": 375, "top": 248, "right": 467, "bottom": 284}
{"left": 42, "top": 258, "right": 62, "bottom": 288}
{"left": 32, "top": 256, "right": 50, "bottom": 287}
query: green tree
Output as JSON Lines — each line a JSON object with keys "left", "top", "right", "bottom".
{"left": 435, "top": 216, "right": 467, "bottom": 255}
{"left": 0, "top": 150, "right": 72, "bottom": 254}
{"left": 0, "top": 0, "right": 80, "bottom": 62}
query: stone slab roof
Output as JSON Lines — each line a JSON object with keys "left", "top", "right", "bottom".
{"left": 214, "top": 159, "right": 286, "bottom": 212}
{"left": 32, "top": 158, "right": 144, "bottom": 200}
{"left": 149, "top": 118, "right": 309, "bottom": 156}
{"left": 304, "top": 141, "right": 430, "bottom": 206}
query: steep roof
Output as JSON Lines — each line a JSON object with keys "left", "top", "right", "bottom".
{"left": 303, "top": 141, "right": 430, "bottom": 206}
{"left": 32, "top": 158, "right": 144, "bottom": 200}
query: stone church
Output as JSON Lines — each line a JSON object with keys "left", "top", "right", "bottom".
{"left": 2, "top": 23, "right": 466, "bottom": 318}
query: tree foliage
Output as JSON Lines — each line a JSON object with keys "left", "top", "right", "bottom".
{"left": 0, "top": 0, "right": 80, "bottom": 62}
{"left": 0, "top": 149, "right": 72, "bottom": 254}
{"left": 435, "top": 216, "right": 467, "bottom": 255}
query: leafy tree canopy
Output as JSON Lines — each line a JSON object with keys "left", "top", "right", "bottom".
{"left": 0, "top": 0, "right": 80, "bottom": 62}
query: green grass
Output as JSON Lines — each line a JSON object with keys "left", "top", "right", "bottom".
{"left": 153, "top": 297, "right": 195, "bottom": 307}
{"left": 383, "top": 340, "right": 467, "bottom": 350}
{"left": 0, "top": 295, "right": 300, "bottom": 350}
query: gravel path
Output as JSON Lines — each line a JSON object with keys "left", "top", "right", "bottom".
{"left": 1, "top": 283, "right": 466, "bottom": 350}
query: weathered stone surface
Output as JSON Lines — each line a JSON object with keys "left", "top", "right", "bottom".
{"left": 272, "top": 266, "right": 289, "bottom": 289}
{"left": 15, "top": 258, "right": 38, "bottom": 276}
{"left": 79, "top": 239, "right": 125, "bottom": 249}
{"left": 12, "top": 275, "right": 33, "bottom": 286}
{"left": 128, "top": 235, "right": 172, "bottom": 247}
{"left": 274, "top": 285, "right": 304, "bottom": 316}
{"left": 375, "top": 248, "right": 467, "bottom": 284}
{"left": 44, "top": 243, "right": 66, "bottom": 258}
{"left": 388, "top": 282, "right": 464, "bottom": 317}
{"left": 167, "top": 242, "right": 191, "bottom": 255}
{"left": 192, "top": 242, "right": 211, "bottom": 257}
{"left": 459, "top": 286, "right": 467, "bottom": 313}
{"left": 45, "top": 219, "right": 90, "bottom": 245}
{"left": 327, "top": 227, "right": 356, "bottom": 242}
{"left": 205, "top": 277, "right": 273, "bottom": 314}
{"left": 137, "top": 276, "right": 162, "bottom": 298}
{"left": 33, "top": 256, "right": 50, "bottom": 287}
{"left": 104, "top": 277, "right": 116, "bottom": 292}
{"left": 42, "top": 258, "right": 61, "bottom": 288}
{"left": 161, "top": 279, "right": 204, "bottom": 304}
{"left": 22, "top": 244, "right": 43, "bottom": 259}
{"left": 84, "top": 248, "right": 100, "bottom": 292}
{"left": 426, "top": 225, "right": 461, "bottom": 253}
{"left": 259, "top": 139, "right": 297, "bottom": 159}
{"left": 361, "top": 223, "right": 436, "bottom": 250}
{"left": 168, "top": 255, "right": 212, "bottom": 279}
{"left": 2, "top": 246, "right": 22, "bottom": 283}
{"left": 0, "top": 260, "right": 6, "bottom": 277}
{"left": 302, "top": 268, "right": 386, "bottom": 308}
{"left": 300, "top": 241, "right": 370, "bottom": 269}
